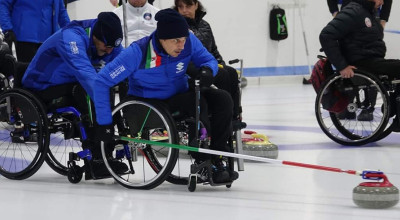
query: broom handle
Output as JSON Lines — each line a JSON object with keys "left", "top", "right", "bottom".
{"left": 118, "top": 136, "right": 362, "bottom": 176}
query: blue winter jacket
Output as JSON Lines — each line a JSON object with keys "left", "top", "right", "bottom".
{"left": 92, "top": 32, "right": 218, "bottom": 125}
{"left": 0, "top": 0, "right": 70, "bottom": 43}
{"left": 22, "top": 19, "right": 123, "bottom": 99}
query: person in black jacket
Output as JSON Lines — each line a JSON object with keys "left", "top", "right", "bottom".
{"left": 327, "top": 0, "right": 392, "bottom": 28}
{"left": 320, "top": 0, "right": 400, "bottom": 121}
{"left": 173, "top": 0, "right": 243, "bottom": 124}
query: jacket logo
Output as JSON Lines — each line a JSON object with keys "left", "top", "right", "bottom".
{"left": 176, "top": 62, "right": 185, "bottom": 73}
{"left": 70, "top": 41, "right": 79, "bottom": 54}
{"left": 365, "top": 17, "right": 372, "bottom": 28}
{"left": 110, "top": 65, "right": 126, "bottom": 79}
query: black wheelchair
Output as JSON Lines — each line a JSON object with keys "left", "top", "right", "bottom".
{"left": 0, "top": 55, "right": 245, "bottom": 191}
{"left": 315, "top": 60, "right": 400, "bottom": 146}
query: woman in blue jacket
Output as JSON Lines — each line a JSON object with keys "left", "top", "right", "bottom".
{"left": 93, "top": 9, "right": 238, "bottom": 183}
{"left": 0, "top": 0, "right": 70, "bottom": 62}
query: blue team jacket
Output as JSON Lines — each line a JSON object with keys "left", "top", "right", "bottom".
{"left": 92, "top": 32, "right": 218, "bottom": 125}
{"left": 22, "top": 19, "right": 123, "bottom": 98}
{"left": 0, "top": 0, "right": 70, "bottom": 43}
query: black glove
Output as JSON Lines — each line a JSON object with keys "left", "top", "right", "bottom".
{"left": 198, "top": 67, "right": 213, "bottom": 88}
{"left": 4, "top": 30, "right": 16, "bottom": 44}
{"left": 96, "top": 124, "right": 114, "bottom": 143}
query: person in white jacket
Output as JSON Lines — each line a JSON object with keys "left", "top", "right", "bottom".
{"left": 113, "top": 0, "right": 159, "bottom": 46}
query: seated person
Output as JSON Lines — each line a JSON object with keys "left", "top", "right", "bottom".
{"left": 327, "top": 0, "right": 392, "bottom": 28}
{"left": 92, "top": 9, "right": 238, "bottom": 183}
{"left": 21, "top": 12, "right": 126, "bottom": 177}
{"left": 173, "top": 0, "right": 242, "bottom": 124}
{"left": 320, "top": 0, "right": 400, "bottom": 121}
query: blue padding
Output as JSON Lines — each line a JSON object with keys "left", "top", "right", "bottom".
{"left": 242, "top": 65, "right": 310, "bottom": 77}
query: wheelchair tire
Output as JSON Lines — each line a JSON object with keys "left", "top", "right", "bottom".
{"left": 106, "top": 99, "right": 179, "bottom": 189}
{"left": 0, "top": 89, "right": 49, "bottom": 179}
{"left": 45, "top": 114, "right": 83, "bottom": 176}
{"left": 315, "top": 71, "right": 390, "bottom": 146}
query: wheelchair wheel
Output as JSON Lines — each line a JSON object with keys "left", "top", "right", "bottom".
{"left": 45, "top": 113, "right": 83, "bottom": 176}
{"left": 0, "top": 89, "right": 49, "bottom": 179}
{"left": 315, "top": 71, "right": 390, "bottom": 146}
{"left": 105, "top": 100, "right": 179, "bottom": 189}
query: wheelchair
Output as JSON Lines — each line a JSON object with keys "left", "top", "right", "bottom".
{"left": 0, "top": 55, "right": 85, "bottom": 180}
{"left": 0, "top": 54, "right": 245, "bottom": 191}
{"left": 315, "top": 63, "right": 400, "bottom": 146}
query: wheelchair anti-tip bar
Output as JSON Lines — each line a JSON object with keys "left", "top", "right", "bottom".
{"left": 115, "top": 136, "right": 390, "bottom": 181}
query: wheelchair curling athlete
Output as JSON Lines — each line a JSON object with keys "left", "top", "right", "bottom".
{"left": 92, "top": 8, "right": 239, "bottom": 183}
{"left": 320, "top": 0, "right": 400, "bottom": 121}
{"left": 21, "top": 12, "right": 128, "bottom": 178}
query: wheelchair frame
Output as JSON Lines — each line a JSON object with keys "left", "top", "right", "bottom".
{"left": 315, "top": 67, "right": 400, "bottom": 146}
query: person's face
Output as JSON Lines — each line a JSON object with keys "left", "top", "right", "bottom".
{"left": 128, "top": 0, "right": 147, "bottom": 7}
{"left": 369, "top": 0, "right": 384, "bottom": 9}
{"left": 159, "top": 37, "right": 187, "bottom": 57}
{"left": 93, "top": 36, "right": 114, "bottom": 56}
{"left": 176, "top": 1, "right": 198, "bottom": 19}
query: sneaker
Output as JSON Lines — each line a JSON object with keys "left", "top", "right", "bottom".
{"left": 228, "top": 170, "right": 239, "bottom": 181}
{"left": 211, "top": 158, "right": 233, "bottom": 183}
{"left": 212, "top": 169, "right": 231, "bottom": 183}
{"left": 90, "top": 159, "right": 128, "bottom": 178}
{"left": 357, "top": 109, "right": 374, "bottom": 121}
{"left": 337, "top": 110, "right": 356, "bottom": 120}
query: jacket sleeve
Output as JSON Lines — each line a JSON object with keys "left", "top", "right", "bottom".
{"left": 379, "top": 0, "right": 392, "bottom": 22}
{"left": 327, "top": 0, "right": 339, "bottom": 15}
{"left": 58, "top": 0, "right": 70, "bottom": 27}
{"left": 204, "top": 21, "right": 224, "bottom": 64}
{"left": 189, "top": 33, "right": 218, "bottom": 77}
{"left": 319, "top": 7, "right": 359, "bottom": 71}
{"left": 0, "top": 0, "right": 14, "bottom": 31}
{"left": 57, "top": 29, "right": 99, "bottom": 97}
{"left": 92, "top": 44, "right": 142, "bottom": 125}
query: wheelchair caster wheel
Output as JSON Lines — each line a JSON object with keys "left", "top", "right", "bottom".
{"left": 226, "top": 184, "right": 232, "bottom": 188}
{"left": 67, "top": 165, "right": 83, "bottom": 184}
{"left": 188, "top": 175, "right": 197, "bottom": 192}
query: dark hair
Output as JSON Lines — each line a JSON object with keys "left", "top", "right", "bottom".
{"left": 173, "top": 0, "right": 206, "bottom": 17}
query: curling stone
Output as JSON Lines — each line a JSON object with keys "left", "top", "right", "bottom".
{"left": 242, "top": 131, "right": 278, "bottom": 159}
{"left": 353, "top": 172, "right": 399, "bottom": 209}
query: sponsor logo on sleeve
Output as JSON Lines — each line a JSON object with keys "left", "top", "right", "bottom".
{"left": 110, "top": 65, "right": 126, "bottom": 79}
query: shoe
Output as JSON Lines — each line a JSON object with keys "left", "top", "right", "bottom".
{"left": 228, "top": 170, "right": 239, "bottom": 181}
{"left": 337, "top": 110, "right": 356, "bottom": 120}
{"left": 357, "top": 109, "right": 374, "bottom": 121}
{"left": 211, "top": 158, "right": 235, "bottom": 183}
{"left": 303, "top": 77, "right": 312, "bottom": 85}
{"left": 90, "top": 159, "right": 128, "bottom": 178}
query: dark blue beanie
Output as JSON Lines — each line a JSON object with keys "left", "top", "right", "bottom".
{"left": 93, "top": 12, "right": 123, "bottom": 47}
{"left": 155, "top": 8, "right": 189, "bottom": 39}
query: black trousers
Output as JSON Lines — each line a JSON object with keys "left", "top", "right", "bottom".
{"left": 213, "top": 65, "right": 241, "bottom": 119}
{"left": 165, "top": 88, "right": 233, "bottom": 152}
{"left": 354, "top": 58, "right": 400, "bottom": 79}
{"left": 15, "top": 41, "right": 41, "bottom": 63}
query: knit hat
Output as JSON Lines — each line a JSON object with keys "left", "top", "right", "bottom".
{"left": 93, "top": 12, "right": 123, "bottom": 47}
{"left": 155, "top": 8, "right": 189, "bottom": 39}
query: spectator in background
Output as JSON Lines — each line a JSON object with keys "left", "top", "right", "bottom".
{"left": 327, "top": 0, "right": 392, "bottom": 28}
{"left": 0, "top": 0, "right": 70, "bottom": 62}
{"left": 113, "top": 0, "right": 159, "bottom": 46}
{"left": 110, "top": 0, "right": 154, "bottom": 7}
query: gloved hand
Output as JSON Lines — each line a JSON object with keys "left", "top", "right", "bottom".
{"left": 198, "top": 67, "right": 213, "bottom": 88}
{"left": 96, "top": 124, "right": 114, "bottom": 144}
{"left": 4, "top": 30, "right": 16, "bottom": 44}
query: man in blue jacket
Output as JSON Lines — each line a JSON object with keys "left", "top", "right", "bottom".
{"left": 0, "top": 0, "right": 70, "bottom": 62}
{"left": 92, "top": 8, "right": 238, "bottom": 183}
{"left": 22, "top": 12, "right": 126, "bottom": 177}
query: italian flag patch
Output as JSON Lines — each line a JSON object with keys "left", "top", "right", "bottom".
{"left": 145, "top": 39, "right": 162, "bottom": 69}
